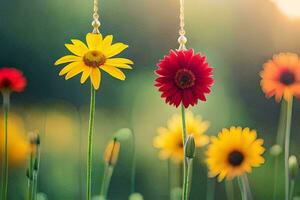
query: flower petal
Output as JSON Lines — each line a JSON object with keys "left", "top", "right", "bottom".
{"left": 81, "top": 68, "right": 91, "bottom": 84}
{"left": 101, "top": 65, "right": 126, "bottom": 80}
{"left": 90, "top": 68, "right": 101, "bottom": 89}
{"left": 65, "top": 65, "right": 85, "bottom": 80}
{"left": 106, "top": 43, "right": 128, "bottom": 58}
{"left": 71, "top": 39, "right": 89, "bottom": 52}
{"left": 55, "top": 55, "right": 82, "bottom": 65}
{"left": 102, "top": 35, "right": 113, "bottom": 49}
{"left": 105, "top": 58, "right": 133, "bottom": 69}
{"left": 106, "top": 58, "right": 133, "bottom": 64}
{"left": 59, "top": 62, "right": 81, "bottom": 76}
{"left": 65, "top": 44, "right": 86, "bottom": 56}
{"left": 86, "top": 33, "right": 103, "bottom": 50}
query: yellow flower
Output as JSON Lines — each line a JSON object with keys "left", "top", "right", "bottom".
{"left": 153, "top": 112, "right": 210, "bottom": 163}
{"left": 0, "top": 113, "right": 31, "bottom": 166}
{"left": 206, "top": 127, "right": 265, "bottom": 182}
{"left": 54, "top": 33, "right": 133, "bottom": 90}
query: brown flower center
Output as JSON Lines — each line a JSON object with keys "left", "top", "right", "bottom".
{"left": 178, "top": 140, "right": 183, "bottom": 149}
{"left": 1, "top": 78, "right": 11, "bottom": 88}
{"left": 83, "top": 50, "right": 106, "bottom": 67}
{"left": 280, "top": 70, "right": 295, "bottom": 85}
{"left": 228, "top": 150, "right": 244, "bottom": 166}
{"left": 175, "top": 69, "right": 196, "bottom": 89}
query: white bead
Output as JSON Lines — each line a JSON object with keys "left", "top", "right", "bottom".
{"left": 178, "top": 35, "right": 187, "bottom": 45}
{"left": 92, "top": 20, "right": 101, "bottom": 28}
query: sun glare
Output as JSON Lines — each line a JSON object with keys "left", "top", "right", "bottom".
{"left": 272, "top": 0, "right": 300, "bottom": 18}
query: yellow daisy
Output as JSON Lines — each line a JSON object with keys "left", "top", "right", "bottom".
{"left": 153, "top": 112, "right": 210, "bottom": 163}
{"left": 54, "top": 33, "right": 133, "bottom": 90}
{"left": 206, "top": 127, "right": 265, "bottom": 182}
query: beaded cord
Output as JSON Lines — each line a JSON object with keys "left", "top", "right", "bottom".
{"left": 178, "top": 0, "right": 187, "bottom": 50}
{"left": 92, "top": 0, "right": 101, "bottom": 34}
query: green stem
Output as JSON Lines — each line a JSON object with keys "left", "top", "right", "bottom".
{"left": 100, "top": 165, "right": 114, "bottom": 199}
{"left": 180, "top": 104, "right": 187, "bottom": 143}
{"left": 1, "top": 92, "right": 9, "bottom": 200}
{"left": 87, "top": 85, "right": 96, "bottom": 200}
{"left": 28, "top": 181, "right": 33, "bottom": 200}
{"left": 180, "top": 104, "right": 188, "bottom": 200}
{"left": 289, "top": 179, "right": 295, "bottom": 200}
{"left": 238, "top": 177, "right": 246, "bottom": 200}
{"left": 273, "top": 99, "right": 287, "bottom": 200}
{"left": 238, "top": 175, "right": 252, "bottom": 200}
{"left": 168, "top": 160, "right": 172, "bottom": 200}
{"left": 276, "top": 100, "right": 287, "bottom": 146}
{"left": 33, "top": 149, "right": 41, "bottom": 200}
{"left": 284, "top": 99, "right": 293, "bottom": 200}
{"left": 27, "top": 152, "right": 34, "bottom": 200}
{"left": 32, "top": 172, "right": 38, "bottom": 200}
{"left": 131, "top": 131, "right": 136, "bottom": 194}
{"left": 273, "top": 156, "right": 280, "bottom": 200}
{"left": 206, "top": 177, "right": 215, "bottom": 200}
{"left": 185, "top": 159, "right": 193, "bottom": 200}
{"left": 225, "top": 180, "right": 234, "bottom": 200}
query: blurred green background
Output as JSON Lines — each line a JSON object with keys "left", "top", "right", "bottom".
{"left": 1, "top": 0, "right": 300, "bottom": 199}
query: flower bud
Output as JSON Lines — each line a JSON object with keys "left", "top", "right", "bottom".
{"left": 29, "top": 131, "right": 40, "bottom": 146}
{"left": 129, "top": 193, "right": 144, "bottom": 200}
{"left": 185, "top": 135, "right": 195, "bottom": 159}
{"left": 270, "top": 144, "right": 282, "bottom": 157}
{"left": 114, "top": 128, "right": 132, "bottom": 141}
{"left": 289, "top": 155, "right": 299, "bottom": 179}
{"left": 33, "top": 157, "right": 39, "bottom": 171}
{"left": 103, "top": 139, "right": 120, "bottom": 166}
{"left": 26, "top": 169, "right": 32, "bottom": 180}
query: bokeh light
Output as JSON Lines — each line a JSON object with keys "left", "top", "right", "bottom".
{"left": 272, "top": 0, "right": 300, "bottom": 18}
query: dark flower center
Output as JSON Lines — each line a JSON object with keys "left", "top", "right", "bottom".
{"left": 1, "top": 78, "right": 11, "bottom": 88}
{"left": 228, "top": 150, "right": 244, "bottom": 166}
{"left": 178, "top": 140, "right": 183, "bottom": 148}
{"left": 175, "top": 69, "right": 196, "bottom": 89}
{"left": 83, "top": 50, "right": 106, "bottom": 67}
{"left": 280, "top": 71, "right": 295, "bottom": 85}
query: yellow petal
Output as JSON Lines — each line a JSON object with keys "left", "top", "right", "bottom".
{"left": 106, "top": 58, "right": 133, "bottom": 64}
{"left": 59, "top": 62, "right": 81, "bottom": 76}
{"left": 65, "top": 44, "right": 86, "bottom": 56}
{"left": 86, "top": 33, "right": 103, "bottom": 50}
{"left": 102, "top": 35, "right": 113, "bottom": 49}
{"left": 101, "top": 65, "right": 126, "bottom": 80}
{"left": 80, "top": 68, "right": 91, "bottom": 84}
{"left": 65, "top": 65, "right": 85, "bottom": 80}
{"left": 105, "top": 58, "right": 133, "bottom": 69}
{"left": 106, "top": 43, "right": 128, "bottom": 58}
{"left": 71, "top": 39, "right": 89, "bottom": 52}
{"left": 90, "top": 68, "right": 101, "bottom": 89}
{"left": 55, "top": 55, "right": 82, "bottom": 65}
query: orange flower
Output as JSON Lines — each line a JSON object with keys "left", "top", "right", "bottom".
{"left": 0, "top": 113, "right": 31, "bottom": 166}
{"left": 260, "top": 53, "right": 300, "bottom": 102}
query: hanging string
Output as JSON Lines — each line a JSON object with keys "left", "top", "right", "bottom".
{"left": 92, "top": 0, "right": 101, "bottom": 34}
{"left": 178, "top": 0, "right": 187, "bottom": 50}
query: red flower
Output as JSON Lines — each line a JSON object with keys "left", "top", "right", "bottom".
{"left": 0, "top": 68, "right": 27, "bottom": 92}
{"left": 155, "top": 49, "right": 214, "bottom": 108}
